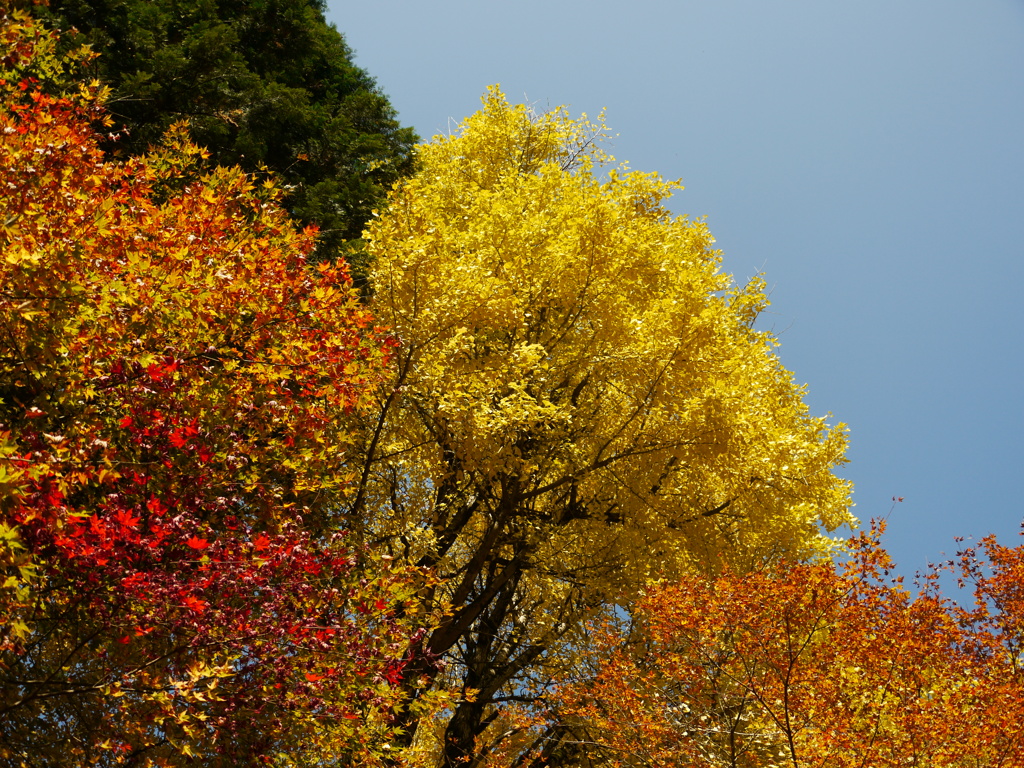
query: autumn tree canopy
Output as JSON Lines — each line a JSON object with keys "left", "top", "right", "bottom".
{"left": 0, "top": 11, "right": 431, "bottom": 766}
{"left": 16, "top": 8, "right": 1015, "bottom": 768}
{"left": 556, "top": 523, "right": 1024, "bottom": 768}
{"left": 356, "top": 88, "right": 853, "bottom": 766}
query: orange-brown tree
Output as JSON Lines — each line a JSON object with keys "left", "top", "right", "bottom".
{"left": 555, "top": 522, "right": 1024, "bottom": 768}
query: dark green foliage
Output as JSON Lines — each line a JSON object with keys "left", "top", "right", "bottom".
{"left": 33, "top": 0, "right": 416, "bottom": 261}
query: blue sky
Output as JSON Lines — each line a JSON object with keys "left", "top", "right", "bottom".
{"left": 327, "top": 0, "right": 1024, "bottom": 578}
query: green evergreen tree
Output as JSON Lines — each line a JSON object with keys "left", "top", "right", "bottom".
{"left": 34, "top": 0, "right": 416, "bottom": 263}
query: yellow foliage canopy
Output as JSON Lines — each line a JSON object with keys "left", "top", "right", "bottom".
{"left": 358, "top": 87, "right": 853, "bottom": 764}
{"left": 364, "top": 87, "right": 851, "bottom": 572}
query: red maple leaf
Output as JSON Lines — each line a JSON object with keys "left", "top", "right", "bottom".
{"left": 182, "top": 595, "right": 207, "bottom": 613}
{"left": 114, "top": 510, "right": 140, "bottom": 530}
{"left": 146, "top": 496, "right": 168, "bottom": 516}
{"left": 383, "top": 663, "right": 404, "bottom": 686}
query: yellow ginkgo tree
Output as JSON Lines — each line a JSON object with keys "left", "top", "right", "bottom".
{"left": 356, "top": 87, "right": 853, "bottom": 767}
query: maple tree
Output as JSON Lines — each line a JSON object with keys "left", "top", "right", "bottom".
{"left": 355, "top": 87, "right": 854, "bottom": 766}
{"left": 555, "top": 522, "right": 1024, "bottom": 768}
{"left": 0, "top": 11, "right": 432, "bottom": 765}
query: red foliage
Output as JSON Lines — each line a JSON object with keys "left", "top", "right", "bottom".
{"left": 0, "top": 10, "right": 424, "bottom": 765}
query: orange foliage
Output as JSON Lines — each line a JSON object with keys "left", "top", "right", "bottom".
{"left": 557, "top": 524, "right": 1024, "bottom": 768}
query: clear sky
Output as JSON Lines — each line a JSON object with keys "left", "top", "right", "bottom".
{"left": 326, "top": 0, "right": 1024, "bottom": 578}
